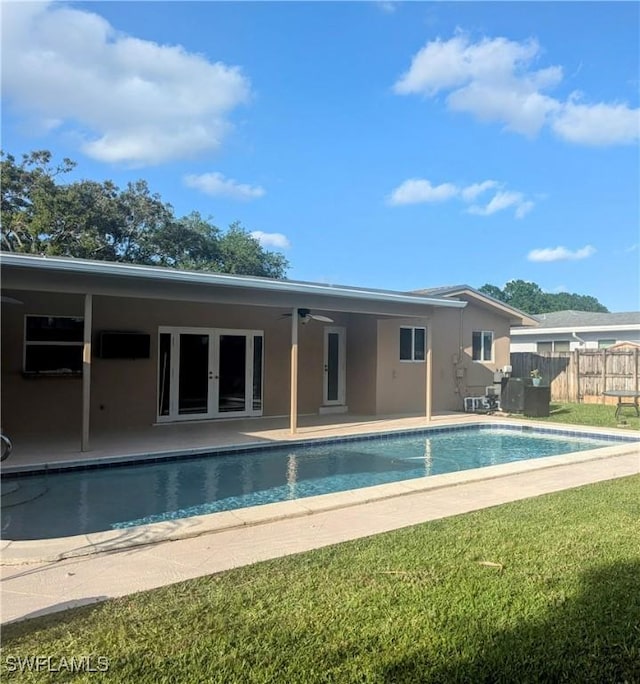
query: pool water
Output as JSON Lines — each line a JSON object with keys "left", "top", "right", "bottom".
{"left": 1, "top": 427, "right": 627, "bottom": 540}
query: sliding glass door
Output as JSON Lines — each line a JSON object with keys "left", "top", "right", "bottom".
{"left": 157, "top": 327, "right": 263, "bottom": 422}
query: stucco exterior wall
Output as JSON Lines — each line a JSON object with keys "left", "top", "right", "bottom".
{"left": 1, "top": 287, "right": 514, "bottom": 437}
{"left": 375, "top": 317, "right": 429, "bottom": 415}
{"left": 345, "top": 314, "right": 377, "bottom": 414}
{"left": 2, "top": 291, "right": 84, "bottom": 437}
{"left": 1, "top": 291, "right": 372, "bottom": 435}
{"left": 372, "top": 304, "right": 512, "bottom": 416}
{"left": 459, "top": 305, "right": 511, "bottom": 396}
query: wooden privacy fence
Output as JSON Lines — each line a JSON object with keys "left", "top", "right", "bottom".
{"left": 510, "top": 348, "right": 640, "bottom": 404}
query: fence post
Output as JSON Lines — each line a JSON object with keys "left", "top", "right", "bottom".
{"left": 601, "top": 349, "right": 607, "bottom": 403}
{"left": 575, "top": 349, "right": 581, "bottom": 403}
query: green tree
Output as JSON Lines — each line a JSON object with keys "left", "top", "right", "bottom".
{"left": 0, "top": 150, "right": 289, "bottom": 279}
{"left": 216, "top": 223, "right": 289, "bottom": 278}
{"left": 479, "top": 280, "right": 608, "bottom": 314}
{"left": 1, "top": 150, "right": 75, "bottom": 253}
{"left": 477, "top": 283, "right": 505, "bottom": 303}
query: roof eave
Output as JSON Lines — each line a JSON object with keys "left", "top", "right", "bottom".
{"left": 0, "top": 254, "right": 466, "bottom": 310}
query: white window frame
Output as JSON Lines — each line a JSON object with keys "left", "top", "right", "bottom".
{"left": 399, "top": 326, "right": 426, "bottom": 363}
{"left": 472, "top": 330, "right": 494, "bottom": 363}
{"left": 23, "top": 314, "right": 84, "bottom": 375}
{"left": 537, "top": 340, "right": 571, "bottom": 353}
{"left": 156, "top": 326, "right": 264, "bottom": 422}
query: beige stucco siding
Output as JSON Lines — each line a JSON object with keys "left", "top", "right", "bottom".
{"left": 1, "top": 285, "right": 513, "bottom": 438}
{"left": 1, "top": 292, "right": 371, "bottom": 434}
{"left": 459, "top": 305, "right": 510, "bottom": 395}
{"left": 375, "top": 317, "right": 430, "bottom": 415}
{"left": 2, "top": 291, "right": 85, "bottom": 436}
{"left": 429, "top": 308, "right": 464, "bottom": 412}
{"left": 345, "top": 314, "right": 377, "bottom": 414}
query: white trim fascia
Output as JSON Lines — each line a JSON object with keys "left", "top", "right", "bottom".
{"left": 440, "top": 289, "right": 537, "bottom": 326}
{"left": 1, "top": 254, "right": 466, "bottom": 310}
{"left": 511, "top": 324, "right": 640, "bottom": 336}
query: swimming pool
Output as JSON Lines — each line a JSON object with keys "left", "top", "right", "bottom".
{"left": 1, "top": 425, "right": 635, "bottom": 540}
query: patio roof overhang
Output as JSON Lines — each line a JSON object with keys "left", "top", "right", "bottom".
{"left": 1, "top": 254, "right": 463, "bottom": 447}
{"left": 1, "top": 254, "right": 466, "bottom": 317}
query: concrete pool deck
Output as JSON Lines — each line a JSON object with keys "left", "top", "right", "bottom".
{"left": 1, "top": 416, "right": 639, "bottom": 624}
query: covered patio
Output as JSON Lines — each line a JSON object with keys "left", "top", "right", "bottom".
{"left": 2, "top": 254, "right": 476, "bottom": 471}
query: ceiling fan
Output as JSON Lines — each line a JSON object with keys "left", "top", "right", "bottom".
{"left": 281, "top": 308, "right": 334, "bottom": 324}
{"left": 0, "top": 296, "right": 23, "bottom": 305}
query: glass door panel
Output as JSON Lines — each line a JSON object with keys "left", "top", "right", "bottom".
{"left": 326, "top": 333, "right": 340, "bottom": 402}
{"left": 158, "top": 333, "right": 172, "bottom": 417}
{"left": 158, "top": 328, "right": 263, "bottom": 421}
{"left": 323, "top": 327, "right": 346, "bottom": 406}
{"left": 178, "top": 334, "right": 210, "bottom": 415}
{"left": 218, "top": 335, "right": 247, "bottom": 413}
{"left": 252, "top": 335, "right": 263, "bottom": 412}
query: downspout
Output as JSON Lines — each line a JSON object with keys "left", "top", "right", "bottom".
{"left": 572, "top": 332, "right": 586, "bottom": 347}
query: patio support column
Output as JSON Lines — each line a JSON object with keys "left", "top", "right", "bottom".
{"left": 425, "top": 322, "right": 432, "bottom": 422}
{"left": 81, "top": 294, "right": 93, "bottom": 451}
{"left": 290, "top": 307, "right": 298, "bottom": 434}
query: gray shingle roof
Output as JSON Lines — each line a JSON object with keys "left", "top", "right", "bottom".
{"left": 530, "top": 310, "right": 640, "bottom": 328}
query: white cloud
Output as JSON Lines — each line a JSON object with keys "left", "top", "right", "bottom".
{"left": 394, "top": 33, "right": 639, "bottom": 146}
{"left": 514, "top": 200, "right": 535, "bottom": 219}
{"left": 467, "top": 190, "right": 527, "bottom": 216}
{"left": 387, "top": 179, "right": 459, "bottom": 205}
{"left": 376, "top": 1, "right": 398, "bottom": 14}
{"left": 389, "top": 177, "right": 534, "bottom": 218}
{"left": 552, "top": 100, "right": 640, "bottom": 146}
{"left": 527, "top": 245, "right": 596, "bottom": 262}
{"left": 1, "top": 2, "right": 251, "bottom": 166}
{"left": 626, "top": 243, "right": 638, "bottom": 253}
{"left": 251, "top": 231, "right": 291, "bottom": 250}
{"left": 184, "top": 172, "right": 265, "bottom": 201}
{"left": 460, "top": 180, "right": 499, "bottom": 202}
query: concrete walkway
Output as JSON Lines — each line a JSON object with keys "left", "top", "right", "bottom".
{"left": 2, "top": 449, "right": 638, "bottom": 624}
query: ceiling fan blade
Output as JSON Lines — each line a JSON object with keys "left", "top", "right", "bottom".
{"left": 279, "top": 309, "right": 333, "bottom": 323}
{"left": 1, "top": 296, "right": 23, "bottom": 305}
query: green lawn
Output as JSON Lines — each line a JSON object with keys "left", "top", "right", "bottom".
{"left": 521, "top": 401, "right": 640, "bottom": 430}
{"left": 3, "top": 475, "right": 640, "bottom": 683}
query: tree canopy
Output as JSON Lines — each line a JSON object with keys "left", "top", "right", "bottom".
{"left": 479, "top": 279, "right": 608, "bottom": 314}
{"left": 0, "top": 150, "right": 289, "bottom": 278}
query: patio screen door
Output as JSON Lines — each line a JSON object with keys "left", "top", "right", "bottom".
{"left": 157, "top": 327, "right": 263, "bottom": 422}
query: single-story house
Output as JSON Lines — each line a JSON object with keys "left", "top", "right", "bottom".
{"left": 511, "top": 310, "right": 640, "bottom": 353}
{"left": 1, "top": 256, "right": 534, "bottom": 452}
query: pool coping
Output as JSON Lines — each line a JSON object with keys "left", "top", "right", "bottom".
{"left": 2, "top": 419, "right": 638, "bottom": 565}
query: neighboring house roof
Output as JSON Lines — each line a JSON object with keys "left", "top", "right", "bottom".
{"left": 0, "top": 253, "right": 466, "bottom": 314}
{"left": 512, "top": 310, "right": 640, "bottom": 336}
{"left": 411, "top": 284, "right": 537, "bottom": 326}
{"left": 530, "top": 310, "right": 640, "bottom": 327}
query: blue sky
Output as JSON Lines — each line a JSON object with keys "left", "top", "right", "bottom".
{"left": 2, "top": 1, "right": 639, "bottom": 311}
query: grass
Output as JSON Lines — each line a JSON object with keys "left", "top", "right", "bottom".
{"left": 3, "top": 475, "right": 640, "bottom": 683}
{"left": 521, "top": 401, "right": 640, "bottom": 430}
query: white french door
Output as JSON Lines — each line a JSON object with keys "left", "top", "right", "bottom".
{"left": 323, "top": 326, "right": 346, "bottom": 406}
{"left": 157, "top": 327, "right": 263, "bottom": 422}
